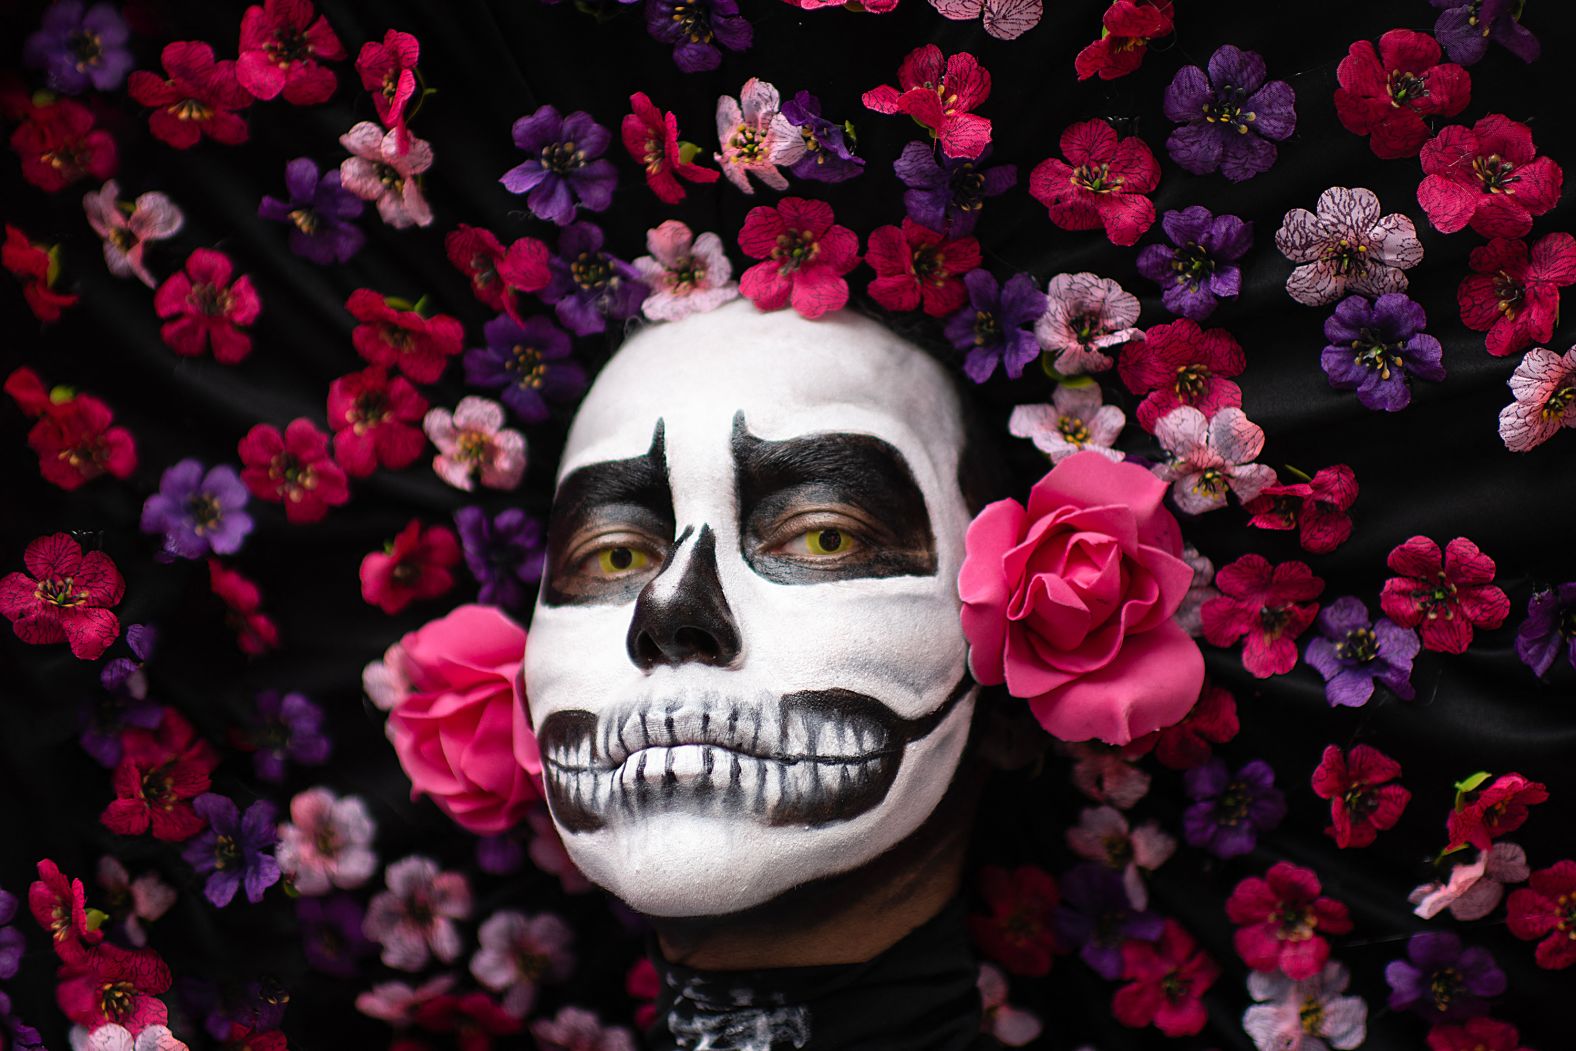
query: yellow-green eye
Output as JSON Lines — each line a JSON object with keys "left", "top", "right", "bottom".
{"left": 801, "top": 528, "right": 854, "bottom": 556}
{"left": 596, "top": 546, "right": 649, "bottom": 575}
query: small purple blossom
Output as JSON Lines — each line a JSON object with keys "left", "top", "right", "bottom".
{"left": 1321, "top": 293, "right": 1446, "bottom": 412}
{"left": 22, "top": 1, "right": 132, "bottom": 94}
{"left": 1430, "top": 0, "right": 1540, "bottom": 65}
{"left": 500, "top": 106, "right": 616, "bottom": 226}
{"left": 140, "top": 459, "right": 253, "bottom": 560}
{"left": 646, "top": 0, "right": 752, "bottom": 73}
{"left": 1163, "top": 44, "right": 1296, "bottom": 181}
{"left": 894, "top": 141, "right": 1017, "bottom": 236}
{"left": 540, "top": 222, "right": 648, "bottom": 336}
{"left": 1053, "top": 863, "right": 1163, "bottom": 979}
{"left": 0, "top": 887, "right": 22, "bottom": 981}
{"left": 782, "top": 91, "right": 864, "bottom": 184}
{"left": 1136, "top": 207, "right": 1252, "bottom": 321}
{"left": 1384, "top": 931, "right": 1506, "bottom": 1021}
{"left": 258, "top": 157, "right": 365, "bottom": 265}
{"left": 454, "top": 506, "right": 546, "bottom": 611}
{"left": 1515, "top": 582, "right": 1576, "bottom": 677}
{"left": 81, "top": 624, "right": 162, "bottom": 767}
{"left": 182, "top": 794, "right": 282, "bottom": 908}
{"left": 1182, "top": 758, "right": 1287, "bottom": 858}
{"left": 298, "top": 895, "right": 374, "bottom": 978}
{"left": 246, "top": 689, "right": 331, "bottom": 783}
{"left": 477, "top": 833, "right": 527, "bottom": 875}
{"left": 463, "top": 314, "right": 586, "bottom": 424}
{"left": 1304, "top": 596, "right": 1421, "bottom": 707}
{"left": 0, "top": 990, "right": 45, "bottom": 1051}
{"left": 944, "top": 270, "right": 1047, "bottom": 383}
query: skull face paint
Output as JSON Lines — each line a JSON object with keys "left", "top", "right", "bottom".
{"left": 524, "top": 299, "right": 978, "bottom": 917}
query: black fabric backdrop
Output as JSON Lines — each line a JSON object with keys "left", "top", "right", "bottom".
{"left": 1, "top": 0, "right": 1574, "bottom": 1048}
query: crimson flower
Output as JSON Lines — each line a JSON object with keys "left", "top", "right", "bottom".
{"left": 1243, "top": 464, "right": 1359, "bottom": 554}
{"left": 1380, "top": 536, "right": 1510, "bottom": 654}
{"left": 153, "top": 248, "right": 262, "bottom": 364}
{"left": 1112, "top": 919, "right": 1219, "bottom": 1037}
{"left": 1116, "top": 318, "right": 1244, "bottom": 432}
{"left": 1227, "top": 863, "right": 1353, "bottom": 980}
{"left": 0, "top": 532, "right": 123, "bottom": 660}
{"left": 1428, "top": 1019, "right": 1534, "bottom": 1051}
{"left": 100, "top": 708, "right": 218, "bottom": 841}
{"left": 360, "top": 520, "right": 460, "bottom": 615}
{"left": 238, "top": 418, "right": 350, "bottom": 524}
{"left": 865, "top": 219, "right": 980, "bottom": 317}
{"left": 327, "top": 366, "right": 428, "bottom": 477}
{"left": 127, "top": 41, "right": 252, "bottom": 149}
{"left": 1124, "top": 683, "right": 1238, "bottom": 771}
{"left": 1333, "top": 29, "right": 1470, "bottom": 159}
{"left": 737, "top": 197, "right": 860, "bottom": 320}
{"left": 621, "top": 91, "right": 719, "bottom": 205}
{"left": 1447, "top": 773, "right": 1548, "bottom": 852}
{"left": 355, "top": 29, "right": 420, "bottom": 132}
{"left": 236, "top": 0, "right": 346, "bottom": 105}
{"left": 1202, "top": 555, "right": 1324, "bottom": 678}
{"left": 1506, "top": 860, "right": 1576, "bottom": 970}
{"left": 968, "top": 866, "right": 1059, "bottom": 977}
{"left": 7, "top": 95, "right": 117, "bottom": 193}
{"left": 1418, "top": 115, "right": 1562, "bottom": 238}
{"left": 28, "top": 859, "right": 101, "bottom": 965}
{"left": 5, "top": 366, "right": 137, "bottom": 491}
{"left": 1074, "top": 1, "right": 1174, "bottom": 82}
{"left": 346, "top": 289, "right": 464, "bottom": 384}
{"left": 444, "top": 226, "right": 550, "bottom": 319}
{"left": 1311, "top": 744, "right": 1411, "bottom": 849}
{"left": 862, "top": 44, "right": 992, "bottom": 160}
{"left": 1029, "top": 119, "right": 1159, "bottom": 247}
{"left": 208, "top": 559, "right": 279, "bottom": 655}
{"left": 57, "top": 942, "right": 172, "bottom": 1034}
{"left": 4, "top": 224, "right": 77, "bottom": 321}
{"left": 1458, "top": 233, "right": 1576, "bottom": 358}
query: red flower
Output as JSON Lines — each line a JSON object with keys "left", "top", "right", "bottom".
{"left": 208, "top": 558, "right": 279, "bottom": 655}
{"left": 0, "top": 533, "right": 124, "bottom": 660}
{"left": 1380, "top": 536, "right": 1509, "bottom": 654}
{"left": 360, "top": 519, "right": 460, "bottom": 615}
{"left": 100, "top": 708, "right": 218, "bottom": 841}
{"left": 238, "top": 418, "right": 350, "bottom": 524}
{"left": 1418, "top": 115, "right": 1563, "bottom": 238}
{"left": 1201, "top": 555, "right": 1324, "bottom": 678}
{"left": 1333, "top": 29, "right": 1470, "bottom": 159}
{"left": 1030, "top": 119, "right": 1159, "bottom": 247}
{"left": 1311, "top": 744, "right": 1411, "bottom": 848}
{"left": 1244, "top": 464, "right": 1359, "bottom": 555}
{"left": 346, "top": 288, "right": 464, "bottom": 384}
{"left": 737, "top": 197, "right": 860, "bottom": 320}
{"left": 1428, "top": 1018, "right": 1532, "bottom": 1051}
{"left": 412, "top": 990, "right": 524, "bottom": 1047}
{"left": 1124, "top": 682, "right": 1238, "bottom": 770}
{"left": 1447, "top": 772, "right": 1548, "bottom": 852}
{"left": 7, "top": 95, "right": 117, "bottom": 193}
{"left": 327, "top": 366, "right": 428, "bottom": 477}
{"left": 621, "top": 91, "right": 719, "bottom": 205}
{"left": 1117, "top": 319, "right": 1244, "bottom": 432}
{"left": 5, "top": 366, "right": 137, "bottom": 490}
{"left": 445, "top": 225, "right": 551, "bottom": 315}
{"left": 968, "top": 865, "right": 1059, "bottom": 977}
{"left": 1074, "top": 1, "right": 1175, "bottom": 82}
{"left": 236, "top": 0, "right": 346, "bottom": 105}
{"left": 862, "top": 44, "right": 992, "bottom": 160}
{"left": 1226, "top": 862, "right": 1353, "bottom": 979}
{"left": 128, "top": 41, "right": 252, "bottom": 149}
{"left": 865, "top": 219, "right": 980, "bottom": 317}
{"left": 1112, "top": 919, "right": 1218, "bottom": 1037}
{"left": 28, "top": 859, "right": 102, "bottom": 965}
{"left": 355, "top": 29, "right": 420, "bottom": 131}
{"left": 1458, "top": 233, "right": 1576, "bottom": 358}
{"left": 57, "top": 942, "right": 173, "bottom": 1035}
{"left": 153, "top": 248, "right": 262, "bottom": 364}
{"left": 1506, "top": 860, "right": 1576, "bottom": 970}
{"left": 4, "top": 224, "right": 77, "bottom": 321}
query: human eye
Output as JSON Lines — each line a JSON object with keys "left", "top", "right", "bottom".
{"left": 763, "top": 513, "right": 871, "bottom": 563}
{"left": 577, "top": 534, "right": 663, "bottom": 580}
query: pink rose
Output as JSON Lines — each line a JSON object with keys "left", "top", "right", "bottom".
{"left": 959, "top": 451, "right": 1204, "bottom": 744}
{"left": 382, "top": 604, "right": 542, "bottom": 834}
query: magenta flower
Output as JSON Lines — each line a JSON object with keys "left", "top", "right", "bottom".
{"left": 861, "top": 45, "right": 993, "bottom": 159}
{"left": 276, "top": 787, "right": 377, "bottom": 896}
{"left": 1418, "top": 115, "right": 1562, "bottom": 238}
{"left": 236, "top": 0, "right": 345, "bottom": 104}
{"left": 1007, "top": 384, "right": 1126, "bottom": 464}
{"left": 363, "top": 855, "right": 472, "bottom": 971}
{"left": 127, "top": 41, "right": 251, "bottom": 149}
{"left": 1275, "top": 186, "right": 1423, "bottom": 306}
{"left": 632, "top": 220, "right": 738, "bottom": 321}
{"left": 424, "top": 396, "right": 526, "bottom": 492}
{"left": 713, "top": 78, "right": 804, "bottom": 194}
{"left": 153, "top": 248, "right": 262, "bottom": 364}
{"left": 1499, "top": 345, "right": 1576, "bottom": 452}
{"left": 83, "top": 180, "right": 184, "bottom": 287}
{"left": 1035, "top": 272, "right": 1142, "bottom": 375}
{"left": 1380, "top": 536, "right": 1510, "bottom": 654}
{"left": 470, "top": 910, "right": 575, "bottom": 1017}
{"left": 1202, "top": 554, "right": 1324, "bottom": 678}
{"left": 1029, "top": 119, "right": 1160, "bottom": 247}
{"left": 1118, "top": 318, "right": 1245, "bottom": 433}
{"left": 0, "top": 532, "right": 124, "bottom": 660}
{"left": 737, "top": 197, "right": 860, "bottom": 320}
{"left": 339, "top": 121, "right": 434, "bottom": 229}
{"left": 1152, "top": 406, "right": 1275, "bottom": 515}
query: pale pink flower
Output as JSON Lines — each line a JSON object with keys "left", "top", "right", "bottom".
{"left": 1175, "top": 544, "right": 1218, "bottom": 638}
{"left": 1065, "top": 805, "right": 1176, "bottom": 910}
{"left": 76, "top": 1024, "right": 190, "bottom": 1051}
{"left": 470, "top": 910, "right": 576, "bottom": 1018}
{"left": 355, "top": 974, "right": 455, "bottom": 1023}
{"left": 530, "top": 1006, "right": 638, "bottom": 1051}
{"left": 1499, "top": 345, "right": 1576, "bottom": 452}
{"left": 82, "top": 180, "right": 184, "bottom": 287}
{"left": 1035, "top": 272, "right": 1142, "bottom": 375}
{"left": 713, "top": 78, "right": 804, "bottom": 194}
{"left": 977, "top": 963, "right": 1043, "bottom": 1046}
{"left": 96, "top": 856, "right": 175, "bottom": 947}
{"left": 362, "top": 854, "right": 472, "bottom": 971}
{"left": 339, "top": 120, "right": 434, "bottom": 229}
{"left": 1275, "top": 186, "right": 1423, "bottom": 306}
{"left": 1153, "top": 405, "right": 1277, "bottom": 514}
{"left": 1243, "top": 962, "right": 1367, "bottom": 1051}
{"left": 1007, "top": 383, "right": 1125, "bottom": 464}
{"left": 1409, "top": 842, "right": 1530, "bottom": 921}
{"left": 1064, "top": 742, "right": 1151, "bottom": 810}
{"left": 633, "top": 220, "right": 739, "bottom": 321}
{"left": 424, "top": 396, "right": 527, "bottom": 492}
{"left": 527, "top": 805, "right": 593, "bottom": 894}
{"left": 276, "top": 787, "right": 378, "bottom": 896}
{"left": 361, "top": 640, "right": 412, "bottom": 711}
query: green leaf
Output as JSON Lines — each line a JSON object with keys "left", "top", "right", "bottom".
{"left": 85, "top": 907, "right": 109, "bottom": 931}
{"left": 46, "top": 245, "right": 63, "bottom": 288}
{"left": 1454, "top": 770, "right": 1492, "bottom": 809}
{"left": 677, "top": 141, "right": 703, "bottom": 166}
{"left": 49, "top": 385, "right": 75, "bottom": 405}
{"left": 1282, "top": 464, "right": 1313, "bottom": 483}
{"left": 383, "top": 296, "right": 416, "bottom": 312}
{"left": 843, "top": 121, "right": 858, "bottom": 148}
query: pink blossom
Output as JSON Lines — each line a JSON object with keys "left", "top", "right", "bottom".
{"left": 1174, "top": 544, "right": 1218, "bottom": 637}
{"left": 275, "top": 786, "right": 377, "bottom": 895}
{"left": 1065, "top": 742, "right": 1151, "bottom": 809}
{"left": 79, "top": 1024, "right": 190, "bottom": 1051}
{"left": 82, "top": 180, "right": 184, "bottom": 287}
{"left": 355, "top": 974, "right": 455, "bottom": 1024}
{"left": 526, "top": 805, "right": 592, "bottom": 894}
{"left": 1065, "top": 805, "right": 1176, "bottom": 909}
{"left": 1152, "top": 406, "right": 1276, "bottom": 514}
{"left": 1275, "top": 186, "right": 1422, "bottom": 306}
{"left": 1007, "top": 383, "right": 1125, "bottom": 464}
{"left": 339, "top": 120, "right": 434, "bottom": 229}
{"left": 977, "top": 963, "right": 1043, "bottom": 1046}
{"left": 1410, "top": 842, "right": 1530, "bottom": 921}
{"left": 530, "top": 1006, "right": 638, "bottom": 1051}
{"left": 632, "top": 220, "right": 738, "bottom": 321}
{"left": 470, "top": 910, "right": 575, "bottom": 1017}
{"left": 96, "top": 856, "right": 176, "bottom": 948}
{"left": 1242, "top": 962, "right": 1368, "bottom": 1051}
{"left": 1499, "top": 345, "right": 1576, "bottom": 452}
{"left": 424, "top": 396, "right": 526, "bottom": 492}
{"left": 713, "top": 78, "right": 804, "bottom": 194}
{"left": 362, "top": 854, "right": 471, "bottom": 971}
{"left": 1035, "top": 272, "right": 1142, "bottom": 375}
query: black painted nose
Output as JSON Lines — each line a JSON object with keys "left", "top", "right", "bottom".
{"left": 626, "top": 525, "right": 742, "bottom": 669}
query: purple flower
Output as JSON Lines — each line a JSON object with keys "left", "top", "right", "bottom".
{"left": 21, "top": 1, "right": 132, "bottom": 94}
{"left": 1515, "top": 582, "right": 1576, "bottom": 677}
{"left": 782, "top": 91, "right": 864, "bottom": 184}
{"left": 0, "top": 887, "right": 21, "bottom": 981}
{"left": 646, "top": 0, "right": 752, "bottom": 73}
{"left": 944, "top": 270, "right": 1047, "bottom": 383}
{"left": 298, "top": 895, "right": 374, "bottom": 978}
{"left": 81, "top": 624, "right": 162, "bottom": 767}
{"left": 540, "top": 222, "right": 648, "bottom": 336}
{"left": 500, "top": 105, "right": 617, "bottom": 226}
{"left": 1053, "top": 864, "right": 1163, "bottom": 979}
{"left": 477, "top": 833, "right": 527, "bottom": 875}
{"left": 0, "top": 990, "right": 45, "bottom": 1051}
{"left": 140, "top": 459, "right": 253, "bottom": 560}
{"left": 1136, "top": 207, "right": 1252, "bottom": 321}
{"left": 1304, "top": 596, "right": 1421, "bottom": 707}
{"left": 1384, "top": 931, "right": 1506, "bottom": 1020}
{"left": 463, "top": 314, "right": 586, "bottom": 424}
{"left": 1163, "top": 44, "right": 1296, "bottom": 182}
{"left": 1182, "top": 758, "right": 1287, "bottom": 858}
{"left": 258, "top": 158, "right": 365, "bottom": 265}
{"left": 182, "top": 794, "right": 282, "bottom": 907}
{"left": 455, "top": 506, "right": 546, "bottom": 611}
{"left": 1430, "top": 0, "right": 1540, "bottom": 65}
{"left": 246, "top": 689, "right": 331, "bottom": 783}
{"left": 1320, "top": 293, "right": 1446, "bottom": 412}
{"left": 895, "top": 141, "right": 1017, "bottom": 235}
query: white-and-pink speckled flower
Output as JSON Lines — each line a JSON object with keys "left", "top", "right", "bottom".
{"left": 1035, "top": 272, "right": 1142, "bottom": 374}
{"left": 354, "top": 974, "right": 455, "bottom": 1024}
{"left": 1007, "top": 383, "right": 1126, "bottom": 464}
{"left": 424, "top": 396, "right": 526, "bottom": 492}
{"left": 339, "top": 121, "right": 434, "bottom": 229}
{"left": 530, "top": 1006, "right": 637, "bottom": 1051}
{"left": 1499, "top": 345, "right": 1576, "bottom": 452}
{"left": 713, "top": 78, "right": 804, "bottom": 194}
{"left": 1243, "top": 961, "right": 1367, "bottom": 1051}
{"left": 82, "top": 180, "right": 184, "bottom": 287}
{"left": 78, "top": 1024, "right": 190, "bottom": 1051}
{"left": 1275, "top": 186, "right": 1422, "bottom": 306}
{"left": 1065, "top": 805, "right": 1177, "bottom": 909}
{"left": 1410, "top": 842, "right": 1530, "bottom": 921}
{"left": 1174, "top": 543, "right": 1218, "bottom": 638}
{"left": 1064, "top": 742, "right": 1151, "bottom": 810}
{"left": 362, "top": 854, "right": 472, "bottom": 971}
{"left": 95, "top": 856, "right": 175, "bottom": 948}
{"left": 633, "top": 220, "right": 739, "bottom": 322}
{"left": 977, "top": 963, "right": 1042, "bottom": 1046}
{"left": 470, "top": 910, "right": 576, "bottom": 1018}
{"left": 276, "top": 787, "right": 378, "bottom": 896}
{"left": 1153, "top": 405, "right": 1276, "bottom": 514}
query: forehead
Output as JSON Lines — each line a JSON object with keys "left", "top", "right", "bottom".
{"left": 558, "top": 301, "right": 966, "bottom": 480}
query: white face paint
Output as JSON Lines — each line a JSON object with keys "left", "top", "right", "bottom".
{"left": 524, "top": 299, "right": 977, "bottom": 918}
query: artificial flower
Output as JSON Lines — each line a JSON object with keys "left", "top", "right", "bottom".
{"left": 526, "top": 805, "right": 593, "bottom": 894}
{"left": 1275, "top": 186, "right": 1423, "bottom": 306}
{"left": 894, "top": 141, "right": 1016, "bottom": 236}
{"left": 540, "top": 222, "right": 648, "bottom": 335}
{"left": 363, "top": 855, "right": 472, "bottom": 971}
{"left": 340, "top": 121, "right": 434, "bottom": 228}
{"left": 79, "top": 1023, "right": 190, "bottom": 1051}
{"left": 1311, "top": 744, "right": 1411, "bottom": 849}
{"left": 1112, "top": 919, "right": 1218, "bottom": 1037}
{"left": 4, "top": 367, "right": 136, "bottom": 490}
{"left": 1227, "top": 862, "right": 1352, "bottom": 979}
{"left": 1067, "top": 743, "right": 1152, "bottom": 809}
{"left": 346, "top": 288, "right": 464, "bottom": 384}
{"left": 298, "top": 895, "right": 373, "bottom": 976}
{"left": 1243, "top": 962, "right": 1367, "bottom": 1051}
{"left": 425, "top": 396, "right": 527, "bottom": 492}
{"left": 9, "top": 95, "right": 117, "bottom": 193}
{"left": 738, "top": 197, "right": 860, "bottom": 319}
{"left": 1007, "top": 383, "right": 1126, "bottom": 464}
{"left": 1304, "top": 596, "right": 1421, "bottom": 706}
{"left": 944, "top": 270, "right": 1046, "bottom": 382}
{"left": 243, "top": 689, "right": 330, "bottom": 782}
{"left": 1499, "top": 344, "right": 1576, "bottom": 452}
{"left": 1163, "top": 44, "right": 1296, "bottom": 181}
{"left": 1036, "top": 273, "right": 1140, "bottom": 374}
{"left": 0, "top": 532, "right": 123, "bottom": 660}
{"left": 1065, "top": 805, "right": 1175, "bottom": 910}
{"left": 1125, "top": 682, "right": 1238, "bottom": 771}
{"left": 208, "top": 559, "right": 279, "bottom": 655}
{"left": 181, "top": 794, "right": 280, "bottom": 907}
{"left": 1029, "top": 119, "right": 1159, "bottom": 246}
{"left": 463, "top": 314, "right": 585, "bottom": 424}
{"left": 1333, "top": 29, "right": 1470, "bottom": 159}
{"left": 360, "top": 520, "right": 461, "bottom": 615}
{"left": 1446, "top": 773, "right": 1548, "bottom": 852}
{"left": 782, "top": 90, "right": 864, "bottom": 183}
{"left": 128, "top": 41, "right": 251, "bottom": 148}
{"left": 1182, "top": 758, "right": 1287, "bottom": 858}
{"left": 1152, "top": 406, "right": 1276, "bottom": 515}
{"left": 862, "top": 45, "right": 992, "bottom": 159}
{"left": 94, "top": 857, "right": 175, "bottom": 949}
{"left": 57, "top": 942, "right": 172, "bottom": 1034}
{"left": 645, "top": 0, "right": 752, "bottom": 73}
{"left": 237, "top": 418, "right": 350, "bottom": 524}
{"left": 530, "top": 1007, "right": 636, "bottom": 1051}
{"left": 83, "top": 180, "right": 184, "bottom": 287}
{"left": 356, "top": 975, "right": 456, "bottom": 1025}
{"left": 1118, "top": 318, "right": 1245, "bottom": 432}
{"left": 1074, "top": 0, "right": 1173, "bottom": 80}
{"left": 866, "top": 219, "right": 979, "bottom": 317}
{"left": 622, "top": 92, "right": 719, "bottom": 204}
{"left": 968, "top": 865, "right": 1059, "bottom": 977}
{"left": 236, "top": 0, "right": 345, "bottom": 104}
{"left": 1320, "top": 292, "right": 1445, "bottom": 411}
{"left": 1458, "top": 233, "right": 1576, "bottom": 358}
{"left": 631, "top": 220, "right": 738, "bottom": 322}
{"left": 713, "top": 78, "right": 803, "bottom": 193}
{"left": 1506, "top": 860, "right": 1576, "bottom": 969}
{"left": 154, "top": 248, "right": 262, "bottom": 363}
{"left": 446, "top": 225, "right": 550, "bottom": 314}
{"left": 976, "top": 963, "right": 1042, "bottom": 1046}
{"left": 22, "top": 2, "right": 133, "bottom": 94}
{"left": 326, "top": 366, "right": 429, "bottom": 477}
{"left": 82, "top": 630, "right": 162, "bottom": 768}
{"left": 411, "top": 991, "right": 523, "bottom": 1045}
{"left": 455, "top": 507, "right": 546, "bottom": 610}
{"left": 1427, "top": 1019, "right": 1534, "bottom": 1051}
{"left": 1244, "top": 464, "right": 1359, "bottom": 554}
{"left": 354, "top": 29, "right": 420, "bottom": 130}
{"left": 470, "top": 910, "right": 575, "bottom": 1017}
{"left": 1385, "top": 931, "right": 1506, "bottom": 1020}
{"left": 1380, "top": 535, "right": 1510, "bottom": 654}
{"left": 276, "top": 788, "right": 377, "bottom": 895}
{"left": 1515, "top": 583, "right": 1576, "bottom": 676}
{"left": 4, "top": 225, "right": 78, "bottom": 321}
{"left": 140, "top": 460, "right": 253, "bottom": 560}
{"left": 100, "top": 709, "right": 217, "bottom": 841}
{"left": 502, "top": 105, "right": 615, "bottom": 225}
{"left": 1202, "top": 554, "right": 1323, "bottom": 677}
{"left": 257, "top": 157, "right": 365, "bottom": 264}
{"left": 1136, "top": 207, "right": 1252, "bottom": 321}
{"left": 1410, "top": 842, "right": 1529, "bottom": 920}
{"left": 927, "top": 0, "right": 1042, "bottom": 41}
{"left": 1430, "top": 0, "right": 1539, "bottom": 65}
{"left": 1418, "top": 115, "right": 1562, "bottom": 238}
{"left": 1054, "top": 863, "right": 1163, "bottom": 979}
{"left": 29, "top": 859, "right": 101, "bottom": 963}
{"left": 1172, "top": 545, "right": 1218, "bottom": 637}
